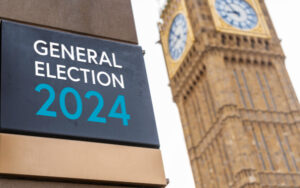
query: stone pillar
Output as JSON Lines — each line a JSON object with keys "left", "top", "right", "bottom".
{"left": 205, "top": 50, "right": 259, "bottom": 186}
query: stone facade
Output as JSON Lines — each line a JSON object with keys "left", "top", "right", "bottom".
{"left": 159, "top": 0, "right": 300, "bottom": 187}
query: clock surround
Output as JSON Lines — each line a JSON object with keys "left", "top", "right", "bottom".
{"left": 159, "top": 0, "right": 194, "bottom": 79}
{"left": 208, "top": 0, "right": 271, "bottom": 38}
{"left": 215, "top": 0, "right": 258, "bottom": 30}
{"left": 168, "top": 13, "right": 188, "bottom": 60}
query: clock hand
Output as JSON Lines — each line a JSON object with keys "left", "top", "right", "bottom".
{"left": 174, "top": 35, "right": 184, "bottom": 49}
{"left": 233, "top": 10, "right": 240, "bottom": 16}
{"left": 174, "top": 36, "right": 181, "bottom": 47}
{"left": 224, "top": 1, "right": 241, "bottom": 16}
{"left": 224, "top": 1, "right": 234, "bottom": 11}
{"left": 226, "top": 9, "right": 240, "bottom": 16}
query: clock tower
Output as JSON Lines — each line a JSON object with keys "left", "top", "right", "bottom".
{"left": 159, "top": 0, "right": 300, "bottom": 187}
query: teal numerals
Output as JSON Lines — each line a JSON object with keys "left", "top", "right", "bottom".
{"left": 108, "top": 95, "right": 130, "bottom": 126}
{"left": 35, "top": 83, "right": 57, "bottom": 117}
{"left": 35, "top": 83, "right": 130, "bottom": 126}
{"left": 60, "top": 87, "right": 82, "bottom": 120}
{"left": 85, "top": 91, "right": 106, "bottom": 123}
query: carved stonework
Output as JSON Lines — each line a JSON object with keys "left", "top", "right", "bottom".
{"left": 159, "top": 0, "right": 300, "bottom": 187}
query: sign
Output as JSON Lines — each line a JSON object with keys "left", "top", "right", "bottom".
{"left": 0, "top": 20, "right": 159, "bottom": 148}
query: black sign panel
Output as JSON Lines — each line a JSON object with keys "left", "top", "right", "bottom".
{"left": 1, "top": 20, "right": 159, "bottom": 148}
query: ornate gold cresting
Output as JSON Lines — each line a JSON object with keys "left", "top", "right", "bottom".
{"left": 208, "top": 0, "right": 271, "bottom": 38}
{"left": 160, "top": 0, "right": 195, "bottom": 79}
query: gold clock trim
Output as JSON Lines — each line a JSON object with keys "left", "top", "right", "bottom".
{"left": 208, "top": 0, "right": 271, "bottom": 38}
{"left": 160, "top": 0, "right": 195, "bottom": 79}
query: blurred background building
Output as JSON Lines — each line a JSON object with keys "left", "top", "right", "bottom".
{"left": 158, "top": 0, "right": 300, "bottom": 187}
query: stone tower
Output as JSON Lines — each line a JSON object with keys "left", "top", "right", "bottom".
{"left": 159, "top": 0, "right": 300, "bottom": 187}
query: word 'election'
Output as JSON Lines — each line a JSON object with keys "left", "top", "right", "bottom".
{"left": 33, "top": 40, "right": 125, "bottom": 89}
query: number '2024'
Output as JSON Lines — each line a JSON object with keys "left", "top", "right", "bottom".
{"left": 35, "top": 83, "right": 130, "bottom": 126}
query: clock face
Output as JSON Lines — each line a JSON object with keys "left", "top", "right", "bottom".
{"left": 168, "top": 13, "right": 188, "bottom": 60}
{"left": 215, "top": 0, "right": 258, "bottom": 30}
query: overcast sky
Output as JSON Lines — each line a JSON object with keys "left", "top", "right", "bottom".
{"left": 131, "top": 1, "right": 300, "bottom": 188}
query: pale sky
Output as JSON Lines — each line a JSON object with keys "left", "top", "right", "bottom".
{"left": 131, "top": 1, "right": 300, "bottom": 188}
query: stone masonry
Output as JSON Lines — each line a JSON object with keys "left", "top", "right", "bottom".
{"left": 159, "top": 0, "right": 300, "bottom": 187}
